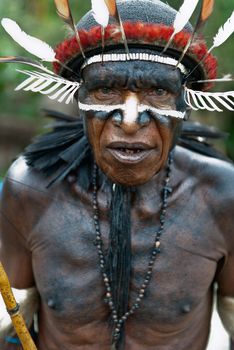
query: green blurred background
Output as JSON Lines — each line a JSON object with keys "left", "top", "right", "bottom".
{"left": 0, "top": 0, "right": 233, "bottom": 179}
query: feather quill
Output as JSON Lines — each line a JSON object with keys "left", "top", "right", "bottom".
{"left": 163, "top": 0, "right": 199, "bottom": 53}
{"left": 54, "top": 0, "right": 85, "bottom": 58}
{"left": 176, "top": 0, "right": 215, "bottom": 65}
{"left": 0, "top": 56, "right": 57, "bottom": 75}
{"left": 91, "top": 0, "right": 129, "bottom": 56}
{"left": 1, "top": 18, "right": 56, "bottom": 62}
{"left": 104, "top": 0, "right": 129, "bottom": 55}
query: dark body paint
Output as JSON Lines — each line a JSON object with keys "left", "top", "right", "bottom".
{"left": 1, "top": 147, "right": 234, "bottom": 350}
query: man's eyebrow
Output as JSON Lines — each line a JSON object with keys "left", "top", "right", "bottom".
{"left": 84, "top": 68, "right": 182, "bottom": 92}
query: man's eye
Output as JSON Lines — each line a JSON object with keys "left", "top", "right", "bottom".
{"left": 97, "top": 88, "right": 114, "bottom": 95}
{"left": 92, "top": 87, "right": 117, "bottom": 100}
{"left": 154, "top": 88, "right": 168, "bottom": 96}
{"left": 101, "top": 88, "right": 112, "bottom": 94}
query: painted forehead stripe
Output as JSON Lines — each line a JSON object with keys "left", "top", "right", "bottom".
{"left": 78, "top": 101, "right": 186, "bottom": 119}
{"left": 81, "top": 53, "right": 188, "bottom": 75}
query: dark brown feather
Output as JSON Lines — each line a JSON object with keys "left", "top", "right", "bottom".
{"left": 200, "top": 0, "right": 215, "bottom": 27}
{"left": 104, "top": 0, "right": 117, "bottom": 17}
{"left": 53, "top": 0, "right": 85, "bottom": 58}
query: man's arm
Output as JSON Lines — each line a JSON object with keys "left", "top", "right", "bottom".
{"left": 0, "top": 159, "right": 38, "bottom": 349}
{"left": 214, "top": 169, "right": 234, "bottom": 341}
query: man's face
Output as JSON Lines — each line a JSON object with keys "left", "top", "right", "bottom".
{"left": 78, "top": 59, "right": 185, "bottom": 186}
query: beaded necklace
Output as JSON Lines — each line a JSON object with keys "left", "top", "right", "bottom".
{"left": 92, "top": 155, "right": 173, "bottom": 349}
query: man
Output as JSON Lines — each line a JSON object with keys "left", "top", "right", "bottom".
{"left": 0, "top": 0, "right": 234, "bottom": 349}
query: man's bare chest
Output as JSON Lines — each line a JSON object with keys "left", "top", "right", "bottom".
{"left": 29, "top": 191, "right": 222, "bottom": 327}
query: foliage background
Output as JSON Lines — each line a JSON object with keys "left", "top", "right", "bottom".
{"left": 0, "top": 0, "right": 233, "bottom": 178}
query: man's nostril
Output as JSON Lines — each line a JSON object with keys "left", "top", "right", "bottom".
{"left": 112, "top": 111, "right": 123, "bottom": 125}
{"left": 138, "top": 112, "right": 151, "bottom": 126}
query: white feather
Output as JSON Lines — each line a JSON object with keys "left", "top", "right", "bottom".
{"left": 185, "top": 87, "right": 234, "bottom": 112}
{"left": 15, "top": 69, "right": 80, "bottom": 104}
{"left": 211, "top": 11, "right": 234, "bottom": 50}
{"left": 163, "top": 0, "right": 199, "bottom": 52}
{"left": 173, "top": 0, "right": 199, "bottom": 34}
{"left": 1, "top": 18, "right": 56, "bottom": 62}
{"left": 91, "top": 0, "right": 109, "bottom": 28}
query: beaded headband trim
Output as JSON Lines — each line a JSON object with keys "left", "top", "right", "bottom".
{"left": 81, "top": 53, "right": 188, "bottom": 75}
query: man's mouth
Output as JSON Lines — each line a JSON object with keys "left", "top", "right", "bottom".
{"left": 107, "top": 142, "right": 154, "bottom": 163}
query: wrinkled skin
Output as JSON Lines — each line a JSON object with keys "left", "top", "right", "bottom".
{"left": 0, "top": 61, "right": 234, "bottom": 350}
{"left": 79, "top": 61, "right": 184, "bottom": 186}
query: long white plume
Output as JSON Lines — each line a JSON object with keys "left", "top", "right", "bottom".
{"left": 1, "top": 18, "right": 56, "bottom": 62}
{"left": 91, "top": 0, "right": 109, "bottom": 28}
{"left": 174, "top": 0, "right": 199, "bottom": 34}
{"left": 209, "top": 11, "right": 234, "bottom": 52}
{"left": 163, "top": 0, "right": 199, "bottom": 52}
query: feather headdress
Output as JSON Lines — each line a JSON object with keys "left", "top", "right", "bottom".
{"left": 209, "top": 11, "right": 234, "bottom": 54}
{"left": 91, "top": 0, "right": 129, "bottom": 54}
{"left": 177, "top": 0, "right": 215, "bottom": 65}
{"left": 53, "top": 0, "right": 85, "bottom": 58}
{"left": 163, "top": 0, "right": 199, "bottom": 53}
{"left": 186, "top": 10, "right": 234, "bottom": 80}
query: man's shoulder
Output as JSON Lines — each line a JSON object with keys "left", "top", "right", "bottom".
{"left": 2, "top": 156, "right": 57, "bottom": 202}
{"left": 175, "top": 146, "right": 234, "bottom": 200}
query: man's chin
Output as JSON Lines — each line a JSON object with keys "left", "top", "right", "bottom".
{"left": 99, "top": 164, "right": 160, "bottom": 187}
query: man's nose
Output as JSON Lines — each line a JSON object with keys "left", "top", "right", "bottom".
{"left": 112, "top": 93, "right": 150, "bottom": 134}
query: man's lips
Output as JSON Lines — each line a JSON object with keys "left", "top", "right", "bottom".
{"left": 106, "top": 142, "right": 155, "bottom": 163}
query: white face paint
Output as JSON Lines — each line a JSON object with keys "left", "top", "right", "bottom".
{"left": 78, "top": 101, "right": 186, "bottom": 119}
{"left": 124, "top": 93, "right": 139, "bottom": 124}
